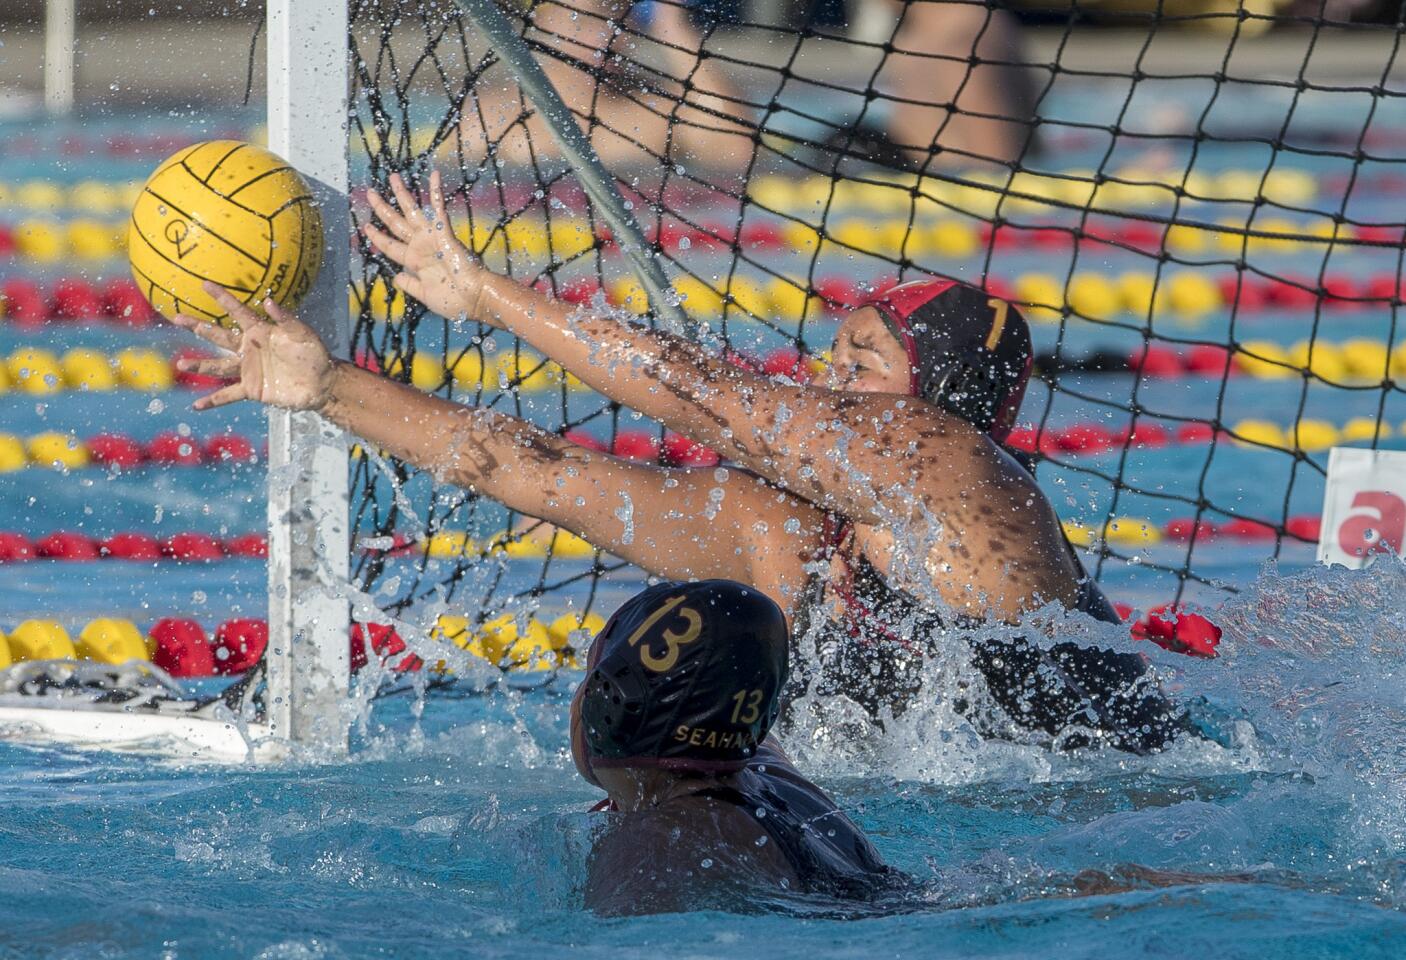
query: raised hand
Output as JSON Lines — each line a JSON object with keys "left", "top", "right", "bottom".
{"left": 364, "top": 170, "right": 489, "bottom": 323}
{"left": 171, "top": 281, "right": 336, "bottom": 412}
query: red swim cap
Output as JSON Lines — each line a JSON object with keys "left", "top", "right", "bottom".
{"left": 865, "top": 279, "right": 1032, "bottom": 442}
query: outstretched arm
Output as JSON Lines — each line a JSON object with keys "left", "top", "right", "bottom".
{"left": 367, "top": 174, "right": 1001, "bottom": 521}
{"left": 366, "top": 174, "right": 1079, "bottom": 616}
{"left": 171, "top": 283, "right": 819, "bottom": 601}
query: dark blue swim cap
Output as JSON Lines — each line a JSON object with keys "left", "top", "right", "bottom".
{"left": 580, "top": 580, "right": 789, "bottom": 772}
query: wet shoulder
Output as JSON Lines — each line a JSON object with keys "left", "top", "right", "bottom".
{"left": 583, "top": 793, "right": 800, "bottom": 917}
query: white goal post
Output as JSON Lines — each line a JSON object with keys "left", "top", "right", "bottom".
{"left": 264, "top": 0, "right": 352, "bottom": 751}
{"left": 257, "top": 0, "right": 702, "bottom": 751}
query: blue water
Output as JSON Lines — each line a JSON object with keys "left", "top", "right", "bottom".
{"left": 5, "top": 81, "right": 1406, "bottom": 956}
{"left": 5, "top": 561, "right": 1406, "bottom": 958}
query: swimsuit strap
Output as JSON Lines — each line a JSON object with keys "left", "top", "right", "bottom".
{"left": 817, "top": 513, "right": 850, "bottom": 558}
{"left": 814, "top": 518, "right": 924, "bottom": 652}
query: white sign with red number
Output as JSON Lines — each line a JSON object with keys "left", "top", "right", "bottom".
{"left": 1318, "top": 447, "right": 1406, "bottom": 568}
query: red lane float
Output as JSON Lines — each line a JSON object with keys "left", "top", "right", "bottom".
{"left": 0, "top": 277, "right": 157, "bottom": 325}
{"left": 1129, "top": 604, "right": 1222, "bottom": 658}
{"left": 211, "top": 619, "right": 268, "bottom": 674}
{"left": 662, "top": 432, "right": 721, "bottom": 467}
{"left": 1, "top": 279, "right": 47, "bottom": 324}
{"left": 55, "top": 433, "right": 261, "bottom": 471}
{"left": 0, "top": 532, "right": 36, "bottom": 561}
{"left": 35, "top": 531, "right": 101, "bottom": 560}
{"left": 1159, "top": 515, "right": 1320, "bottom": 543}
{"left": 147, "top": 432, "right": 203, "bottom": 466}
{"left": 223, "top": 533, "right": 269, "bottom": 558}
{"left": 163, "top": 533, "right": 225, "bottom": 562}
{"left": 0, "top": 531, "right": 266, "bottom": 563}
{"left": 561, "top": 429, "right": 608, "bottom": 453}
{"left": 611, "top": 430, "right": 661, "bottom": 462}
{"left": 203, "top": 434, "right": 258, "bottom": 463}
{"left": 100, "top": 532, "right": 163, "bottom": 560}
{"left": 88, "top": 434, "right": 146, "bottom": 469}
{"left": 149, "top": 618, "right": 217, "bottom": 677}
{"left": 102, "top": 279, "right": 156, "bottom": 325}
{"left": 50, "top": 278, "right": 105, "bottom": 321}
{"left": 349, "top": 622, "right": 421, "bottom": 673}
{"left": 759, "top": 347, "right": 815, "bottom": 382}
{"left": 1006, "top": 417, "right": 1397, "bottom": 455}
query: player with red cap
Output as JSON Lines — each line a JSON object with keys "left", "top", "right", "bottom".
{"left": 176, "top": 171, "right": 1188, "bottom": 753}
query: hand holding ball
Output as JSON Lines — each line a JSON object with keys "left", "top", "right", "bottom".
{"left": 128, "top": 140, "right": 323, "bottom": 325}
{"left": 171, "top": 284, "right": 337, "bottom": 413}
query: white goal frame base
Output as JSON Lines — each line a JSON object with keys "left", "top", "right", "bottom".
{"left": 0, "top": 706, "right": 285, "bottom": 763}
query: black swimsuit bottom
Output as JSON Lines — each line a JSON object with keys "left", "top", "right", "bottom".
{"left": 786, "top": 525, "right": 1190, "bottom": 755}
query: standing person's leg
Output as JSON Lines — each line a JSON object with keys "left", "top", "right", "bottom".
{"left": 878, "top": 0, "right": 1035, "bottom": 168}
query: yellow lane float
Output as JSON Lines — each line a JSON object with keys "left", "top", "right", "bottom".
{"left": 114, "top": 347, "right": 174, "bottom": 391}
{"left": 7, "top": 620, "right": 77, "bottom": 660}
{"left": 77, "top": 618, "right": 149, "bottom": 664}
{"left": 0, "top": 434, "right": 27, "bottom": 472}
{"left": 61, "top": 348, "right": 118, "bottom": 392}
{"left": 7, "top": 347, "right": 64, "bottom": 394}
{"left": 27, "top": 431, "right": 89, "bottom": 470}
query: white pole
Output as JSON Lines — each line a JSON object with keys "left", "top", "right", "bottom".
{"left": 44, "top": 0, "right": 76, "bottom": 115}
{"left": 265, "top": 0, "right": 351, "bottom": 751}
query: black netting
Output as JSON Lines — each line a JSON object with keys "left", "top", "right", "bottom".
{"left": 347, "top": 0, "right": 1406, "bottom": 638}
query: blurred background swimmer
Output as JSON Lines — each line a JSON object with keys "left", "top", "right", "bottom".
{"left": 459, "top": 0, "right": 754, "bottom": 169}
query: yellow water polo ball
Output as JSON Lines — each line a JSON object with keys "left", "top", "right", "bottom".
{"left": 128, "top": 140, "right": 323, "bottom": 325}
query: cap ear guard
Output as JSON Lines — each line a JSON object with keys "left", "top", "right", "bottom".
{"left": 581, "top": 659, "right": 651, "bottom": 758}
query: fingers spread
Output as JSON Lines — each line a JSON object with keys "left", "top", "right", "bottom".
{"left": 389, "top": 173, "right": 425, "bottom": 226}
{"left": 171, "top": 312, "right": 242, "bottom": 352}
{"left": 203, "top": 282, "right": 270, "bottom": 331}
{"left": 364, "top": 223, "right": 409, "bottom": 264}
{"left": 262, "top": 297, "right": 293, "bottom": 325}
{"left": 429, "top": 169, "right": 451, "bottom": 228}
{"left": 193, "top": 382, "right": 249, "bottom": 411}
{"left": 367, "top": 190, "right": 413, "bottom": 242}
{"left": 177, "top": 356, "right": 240, "bottom": 379}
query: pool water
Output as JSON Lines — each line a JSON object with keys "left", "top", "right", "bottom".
{"left": 5, "top": 560, "right": 1406, "bottom": 959}
{"left": 4, "top": 77, "right": 1406, "bottom": 956}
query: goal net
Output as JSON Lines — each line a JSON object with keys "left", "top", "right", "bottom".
{"left": 342, "top": 0, "right": 1406, "bottom": 674}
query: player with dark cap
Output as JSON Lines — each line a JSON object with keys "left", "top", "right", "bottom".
{"left": 569, "top": 579, "right": 902, "bottom": 916}
{"left": 188, "top": 173, "right": 1190, "bottom": 753}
